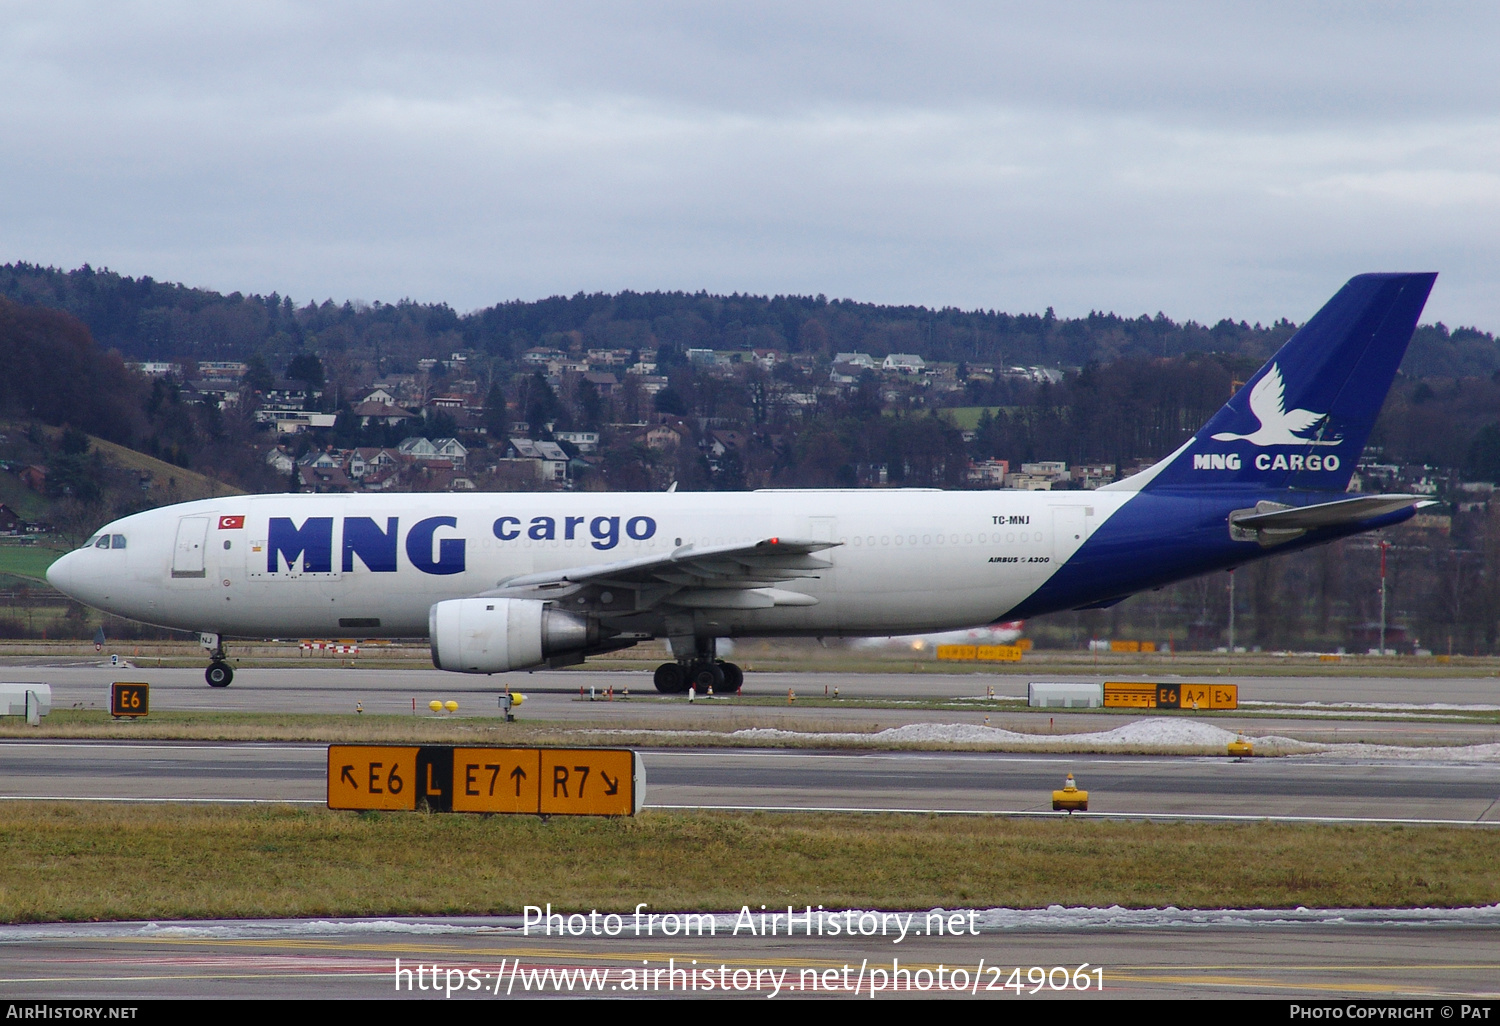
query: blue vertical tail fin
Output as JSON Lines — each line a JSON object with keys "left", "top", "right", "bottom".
{"left": 1109, "top": 272, "right": 1437, "bottom": 493}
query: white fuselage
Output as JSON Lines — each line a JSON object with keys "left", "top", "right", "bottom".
{"left": 46, "top": 489, "right": 1130, "bottom": 640}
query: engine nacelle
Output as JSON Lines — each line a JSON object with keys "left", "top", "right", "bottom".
{"left": 429, "top": 598, "right": 593, "bottom": 673}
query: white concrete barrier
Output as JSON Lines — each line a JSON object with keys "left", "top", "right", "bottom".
{"left": 1027, "top": 682, "right": 1103, "bottom": 709}
{"left": 0, "top": 682, "right": 52, "bottom": 721}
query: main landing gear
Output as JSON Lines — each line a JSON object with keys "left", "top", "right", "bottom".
{"left": 653, "top": 636, "right": 743, "bottom": 695}
{"left": 200, "top": 632, "right": 234, "bottom": 688}
{"left": 653, "top": 660, "right": 742, "bottom": 695}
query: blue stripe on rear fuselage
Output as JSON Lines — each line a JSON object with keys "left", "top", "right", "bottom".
{"left": 1002, "top": 488, "right": 1416, "bottom": 620}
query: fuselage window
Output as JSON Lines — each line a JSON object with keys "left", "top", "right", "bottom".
{"left": 111, "top": 534, "right": 127, "bottom": 549}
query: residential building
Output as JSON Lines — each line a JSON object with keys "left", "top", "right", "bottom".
{"left": 583, "top": 372, "right": 619, "bottom": 397}
{"left": 262, "top": 447, "right": 295, "bottom": 475}
{"left": 967, "top": 459, "right": 1009, "bottom": 487}
{"left": 131, "top": 361, "right": 181, "bottom": 377}
{"left": 882, "top": 353, "right": 926, "bottom": 374}
{"left": 297, "top": 464, "right": 353, "bottom": 492}
{"left": 352, "top": 401, "right": 416, "bottom": 429}
{"left": 505, "top": 439, "right": 569, "bottom": 483}
{"left": 397, "top": 437, "right": 441, "bottom": 461}
{"left": 431, "top": 438, "right": 469, "bottom": 468}
{"left": 554, "top": 431, "right": 600, "bottom": 453}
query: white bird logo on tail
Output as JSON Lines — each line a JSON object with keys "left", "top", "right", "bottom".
{"left": 1211, "top": 364, "right": 1333, "bottom": 446}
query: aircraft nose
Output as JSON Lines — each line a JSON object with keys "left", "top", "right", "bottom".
{"left": 46, "top": 551, "right": 78, "bottom": 596}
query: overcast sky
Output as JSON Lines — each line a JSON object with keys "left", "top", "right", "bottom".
{"left": 2, "top": 2, "right": 1497, "bottom": 328}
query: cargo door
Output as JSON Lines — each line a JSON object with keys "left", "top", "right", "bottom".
{"left": 1051, "top": 506, "right": 1087, "bottom": 565}
{"left": 171, "top": 516, "right": 210, "bottom": 579}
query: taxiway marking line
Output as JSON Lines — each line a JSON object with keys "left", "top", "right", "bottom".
{"left": 0, "top": 793, "right": 1492, "bottom": 824}
{"left": 644, "top": 803, "right": 1500, "bottom": 826}
{"left": 0, "top": 795, "right": 324, "bottom": 804}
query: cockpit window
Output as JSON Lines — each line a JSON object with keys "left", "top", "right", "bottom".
{"left": 94, "top": 535, "right": 111, "bottom": 549}
{"left": 111, "top": 534, "right": 127, "bottom": 549}
{"left": 81, "top": 536, "right": 99, "bottom": 550}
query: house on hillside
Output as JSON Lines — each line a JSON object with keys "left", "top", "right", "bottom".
{"left": 397, "top": 437, "right": 441, "bottom": 461}
{"left": 583, "top": 372, "right": 619, "bottom": 397}
{"left": 358, "top": 465, "right": 402, "bottom": 491}
{"left": 298, "top": 450, "right": 343, "bottom": 471}
{"left": 882, "top": 353, "right": 926, "bottom": 374}
{"left": 349, "top": 448, "right": 401, "bottom": 479}
{"left": 829, "top": 362, "right": 866, "bottom": 386}
{"left": 966, "top": 460, "right": 1009, "bottom": 487}
{"left": 352, "top": 401, "right": 415, "bottom": 429}
{"left": 261, "top": 447, "right": 294, "bottom": 475}
{"left": 431, "top": 438, "right": 469, "bottom": 468}
{"left": 506, "top": 439, "right": 569, "bottom": 483}
{"left": 554, "top": 431, "right": 600, "bottom": 453}
{"left": 0, "top": 503, "right": 25, "bottom": 534}
{"left": 707, "top": 430, "right": 745, "bottom": 458}
{"left": 18, "top": 466, "right": 47, "bottom": 493}
{"left": 298, "top": 465, "right": 353, "bottom": 492}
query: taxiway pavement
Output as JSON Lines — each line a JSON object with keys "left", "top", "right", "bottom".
{"left": 10, "top": 665, "right": 1500, "bottom": 746}
{"left": 3, "top": 914, "right": 1498, "bottom": 1000}
{"left": 4, "top": 741, "right": 1498, "bottom": 824}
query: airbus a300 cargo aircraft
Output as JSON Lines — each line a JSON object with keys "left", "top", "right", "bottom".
{"left": 48, "top": 273, "right": 1436, "bottom": 693}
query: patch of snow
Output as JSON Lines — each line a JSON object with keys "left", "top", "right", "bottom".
{"left": 729, "top": 717, "right": 1316, "bottom": 751}
{"left": 1244, "top": 700, "right": 1500, "bottom": 713}
{"left": 9, "top": 905, "right": 1500, "bottom": 940}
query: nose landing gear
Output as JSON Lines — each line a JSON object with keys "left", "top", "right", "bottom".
{"left": 200, "top": 632, "right": 234, "bottom": 688}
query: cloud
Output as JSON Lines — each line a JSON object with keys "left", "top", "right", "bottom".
{"left": 1, "top": 2, "right": 1497, "bottom": 328}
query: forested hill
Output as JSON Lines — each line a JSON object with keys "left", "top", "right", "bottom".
{"left": 5, "top": 261, "right": 1496, "bottom": 379}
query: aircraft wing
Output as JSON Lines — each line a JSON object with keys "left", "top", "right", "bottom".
{"left": 478, "top": 537, "right": 839, "bottom": 611}
{"left": 1231, "top": 494, "right": 1432, "bottom": 531}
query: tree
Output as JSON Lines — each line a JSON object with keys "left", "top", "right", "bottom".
{"left": 483, "top": 382, "right": 508, "bottom": 437}
{"left": 243, "top": 354, "right": 275, "bottom": 393}
{"left": 654, "top": 387, "right": 688, "bottom": 416}
{"left": 1465, "top": 423, "right": 1500, "bottom": 483}
{"left": 519, "top": 371, "right": 561, "bottom": 433}
{"left": 577, "top": 378, "right": 604, "bottom": 429}
{"left": 286, "top": 353, "right": 324, "bottom": 389}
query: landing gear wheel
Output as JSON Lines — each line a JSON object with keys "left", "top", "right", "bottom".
{"left": 654, "top": 662, "right": 686, "bottom": 694}
{"left": 718, "top": 661, "right": 743, "bottom": 693}
{"left": 691, "top": 663, "right": 725, "bottom": 693}
{"left": 206, "top": 660, "right": 234, "bottom": 688}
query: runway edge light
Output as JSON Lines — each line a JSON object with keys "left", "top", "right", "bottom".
{"left": 1052, "top": 772, "right": 1089, "bottom": 813}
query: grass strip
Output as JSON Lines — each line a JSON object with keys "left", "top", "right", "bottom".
{"left": 3, "top": 803, "right": 1498, "bottom": 922}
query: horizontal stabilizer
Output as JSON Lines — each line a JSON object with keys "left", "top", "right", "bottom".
{"left": 1073, "top": 595, "right": 1129, "bottom": 610}
{"left": 1231, "top": 494, "right": 1431, "bottom": 531}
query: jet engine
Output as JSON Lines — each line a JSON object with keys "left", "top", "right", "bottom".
{"left": 429, "top": 598, "right": 594, "bottom": 673}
